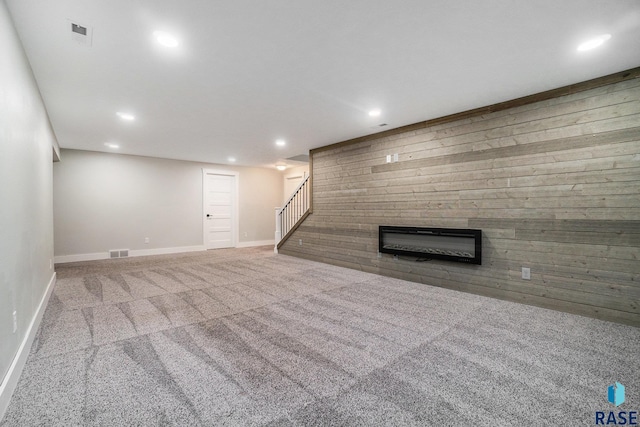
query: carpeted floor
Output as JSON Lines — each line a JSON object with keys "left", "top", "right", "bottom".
{"left": 2, "top": 246, "right": 638, "bottom": 426}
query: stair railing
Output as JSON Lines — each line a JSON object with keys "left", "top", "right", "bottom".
{"left": 275, "top": 175, "right": 310, "bottom": 252}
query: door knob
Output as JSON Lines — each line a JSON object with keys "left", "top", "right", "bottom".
{"left": 206, "top": 214, "right": 211, "bottom": 217}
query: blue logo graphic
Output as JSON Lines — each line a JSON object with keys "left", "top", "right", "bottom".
{"left": 596, "top": 382, "right": 637, "bottom": 425}
{"left": 608, "top": 382, "right": 626, "bottom": 407}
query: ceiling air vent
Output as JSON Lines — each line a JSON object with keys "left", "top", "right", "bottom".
{"left": 369, "top": 123, "right": 388, "bottom": 129}
{"left": 286, "top": 154, "right": 310, "bottom": 163}
{"left": 69, "top": 20, "right": 93, "bottom": 46}
{"left": 71, "top": 23, "right": 87, "bottom": 35}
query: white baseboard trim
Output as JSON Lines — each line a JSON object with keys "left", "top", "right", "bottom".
{"left": 129, "top": 245, "right": 206, "bottom": 258}
{"left": 237, "top": 240, "right": 275, "bottom": 248}
{"left": 54, "top": 245, "right": 207, "bottom": 264}
{"left": 0, "top": 272, "right": 56, "bottom": 422}
{"left": 54, "top": 252, "right": 108, "bottom": 264}
{"left": 54, "top": 242, "right": 274, "bottom": 264}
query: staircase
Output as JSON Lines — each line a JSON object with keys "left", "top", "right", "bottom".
{"left": 275, "top": 175, "right": 310, "bottom": 252}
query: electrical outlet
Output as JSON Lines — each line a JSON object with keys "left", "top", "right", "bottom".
{"left": 244, "top": 232, "right": 248, "bottom": 237}
{"left": 386, "top": 154, "right": 391, "bottom": 163}
{"left": 394, "top": 255, "right": 399, "bottom": 261}
{"left": 377, "top": 251, "right": 382, "bottom": 259}
{"left": 144, "top": 237, "right": 150, "bottom": 244}
{"left": 299, "top": 239, "right": 303, "bottom": 246}
{"left": 522, "top": 267, "right": 531, "bottom": 280}
{"left": 12, "top": 310, "right": 17, "bottom": 333}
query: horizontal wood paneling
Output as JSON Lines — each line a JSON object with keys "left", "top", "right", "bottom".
{"left": 281, "top": 71, "right": 640, "bottom": 326}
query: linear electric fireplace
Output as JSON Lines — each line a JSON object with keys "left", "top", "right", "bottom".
{"left": 379, "top": 226, "right": 482, "bottom": 265}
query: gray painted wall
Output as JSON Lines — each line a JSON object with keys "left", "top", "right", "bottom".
{"left": 0, "top": 0, "right": 56, "bottom": 386}
{"left": 54, "top": 149, "right": 283, "bottom": 258}
{"left": 280, "top": 77, "right": 640, "bottom": 326}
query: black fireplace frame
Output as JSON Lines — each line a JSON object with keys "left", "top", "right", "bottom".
{"left": 379, "top": 226, "right": 482, "bottom": 265}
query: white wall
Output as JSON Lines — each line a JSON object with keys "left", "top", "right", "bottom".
{"left": 0, "top": 0, "right": 57, "bottom": 416}
{"left": 282, "top": 164, "right": 309, "bottom": 203}
{"left": 54, "top": 149, "right": 283, "bottom": 260}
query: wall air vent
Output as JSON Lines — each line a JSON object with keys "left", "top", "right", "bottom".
{"left": 68, "top": 20, "right": 93, "bottom": 46}
{"left": 109, "top": 249, "right": 130, "bottom": 259}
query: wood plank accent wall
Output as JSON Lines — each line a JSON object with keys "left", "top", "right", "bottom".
{"left": 279, "top": 70, "right": 640, "bottom": 327}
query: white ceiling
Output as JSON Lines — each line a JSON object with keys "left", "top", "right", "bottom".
{"left": 6, "top": 0, "right": 640, "bottom": 168}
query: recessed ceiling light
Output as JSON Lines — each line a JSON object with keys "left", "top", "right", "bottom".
{"left": 116, "top": 112, "right": 135, "bottom": 121}
{"left": 276, "top": 165, "right": 287, "bottom": 171}
{"left": 104, "top": 143, "right": 119, "bottom": 149}
{"left": 153, "top": 31, "right": 179, "bottom": 48}
{"left": 577, "top": 34, "right": 611, "bottom": 52}
{"left": 228, "top": 157, "right": 236, "bottom": 163}
{"left": 275, "top": 139, "right": 286, "bottom": 147}
{"left": 368, "top": 109, "right": 382, "bottom": 117}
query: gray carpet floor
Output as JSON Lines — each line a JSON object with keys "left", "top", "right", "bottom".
{"left": 2, "top": 246, "right": 638, "bottom": 426}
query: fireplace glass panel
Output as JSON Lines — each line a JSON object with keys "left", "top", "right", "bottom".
{"left": 379, "top": 226, "right": 482, "bottom": 264}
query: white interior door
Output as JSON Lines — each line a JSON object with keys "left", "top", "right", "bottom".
{"left": 203, "top": 170, "right": 238, "bottom": 249}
